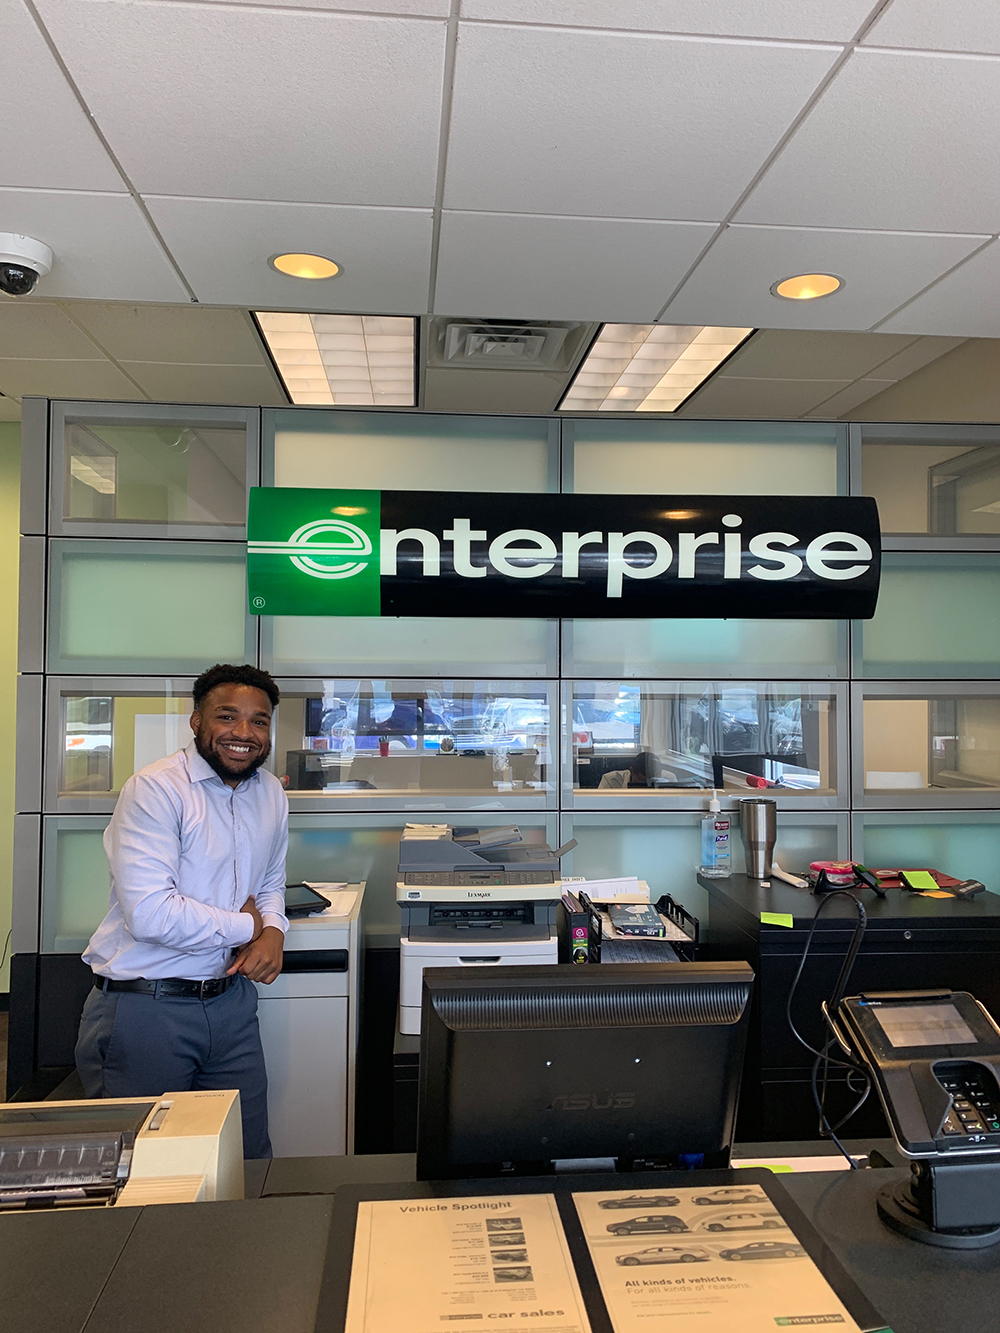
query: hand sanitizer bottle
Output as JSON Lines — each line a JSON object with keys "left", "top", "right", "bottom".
{"left": 700, "top": 790, "right": 731, "bottom": 878}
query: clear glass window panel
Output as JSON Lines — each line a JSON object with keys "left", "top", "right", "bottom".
{"left": 569, "top": 681, "right": 838, "bottom": 797}
{"left": 275, "top": 680, "right": 555, "bottom": 800}
{"left": 861, "top": 430, "right": 1000, "bottom": 535}
{"left": 568, "top": 420, "right": 840, "bottom": 495}
{"left": 64, "top": 417, "right": 247, "bottom": 525}
{"left": 271, "top": 410, "right": 555, "bottom": 493}
{"left": 859, "top": 554, "right": 1000, "bottom": 677}
{"left": 863, "top": 695, "right": 1000, "bottom": 795}
{"left": 564, "top": 814, "right": 843, "bottom": 933}
{"left": 264, "top": 616, "right": 557, "bottom": 677}
{"left": 42, "top": 819, "right": 111, "bottom": 953}
{"left": 287, "top": 813, "right": 558, "bottom": 943}
{"left": 59, "top": 688, "right": 192, "bottom": 797}
{"left": 566, "top": 619, "right": 844, "bottom": 678}
{"left": 50, "top": 541, "right": 251, "bottom": 672}
{"left": 859, "top": 814, "right": 1000, "bottom": 886}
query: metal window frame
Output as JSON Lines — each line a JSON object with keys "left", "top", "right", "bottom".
{"left": 852, "top": 678, "right": 1000, "bottom": 810}
{"left": 561, "top": 678, "right": 850, "bottom": 813}
{"left": 46, "top": 537, "right": 256, "bottom": 675}
{"left": 274, "top": 675, "right": 559, "bottom": 813}
{"left": 48, "top": 400, "right": 260, "bottom": 540}
{"left": 260, "top": 405, "right": 561, "bottom": 493}
{"left": 43, "top": 675, "right": 197, "bottom": 814}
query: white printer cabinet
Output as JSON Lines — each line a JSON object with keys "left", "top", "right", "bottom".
{"left": 255, "top": 883, "right": 364, "bottom": 1158}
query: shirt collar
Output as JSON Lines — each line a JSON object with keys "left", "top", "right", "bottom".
{"left": 183, "top": 739, "right": 261, "bottom": 788}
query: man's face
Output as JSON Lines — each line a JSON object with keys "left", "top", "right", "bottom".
{"left": 191, "top": 683, "right": 273, "bottom": 784}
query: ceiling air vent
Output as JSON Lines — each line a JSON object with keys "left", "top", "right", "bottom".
{"left": 438, "top": 321, "right": 571, "bottom": 370}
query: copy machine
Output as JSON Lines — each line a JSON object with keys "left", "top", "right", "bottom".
{"left": 396, "top": 824, "right": 574, "bottom": 1034}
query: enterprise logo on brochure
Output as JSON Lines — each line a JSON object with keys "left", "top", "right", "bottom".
{"left": 246, "top": 487, "right": 881, "bottom": 620}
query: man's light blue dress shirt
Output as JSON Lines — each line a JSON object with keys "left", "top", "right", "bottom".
{"left": 84, "top": 741, "right": 289, "bottom": 981}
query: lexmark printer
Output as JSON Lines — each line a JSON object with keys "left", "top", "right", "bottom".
{"left": 396, "top": 824, "right": 574, "bottom": 1034}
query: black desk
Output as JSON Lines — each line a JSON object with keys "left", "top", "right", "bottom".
{"left": 3, "top": 1149, "right": 999, "bottom": 1333}
{"left": 700, "top": 874, "right": 1000, "bottom": 1140}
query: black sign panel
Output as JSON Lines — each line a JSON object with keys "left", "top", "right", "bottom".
{"left": 377, "top": 492, "right": 880, "bottom": 619}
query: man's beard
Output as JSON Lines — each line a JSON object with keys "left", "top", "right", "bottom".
{"left": 194, "top": 729, "right": 271, "bottom": 783}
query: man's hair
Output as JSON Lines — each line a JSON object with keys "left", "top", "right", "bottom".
{"left": 192, "top": 664, "right": 280, "bottom": 712}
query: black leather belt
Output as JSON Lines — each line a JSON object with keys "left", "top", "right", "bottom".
{"left": 93, "top": 974, "right": 236, "bottom": 999}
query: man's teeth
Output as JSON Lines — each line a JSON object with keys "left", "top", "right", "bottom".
{"left": 224, "top": 744, "right": 252, "bottom": 753}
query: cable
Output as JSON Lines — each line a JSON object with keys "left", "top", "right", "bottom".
{"left": 0, "top": 927, "right": 10, "bottom": 971}
{"left": 785, "top": 891, "right": 870, "bottom": 1167}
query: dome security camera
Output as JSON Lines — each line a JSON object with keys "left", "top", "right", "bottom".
{"left": 0, "top": 234, "right": 54, "bottom": 298}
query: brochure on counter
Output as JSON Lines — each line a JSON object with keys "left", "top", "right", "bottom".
{"left": 344, "top": 1193, "right": 591, "bottom": 1333}
{"left": 573, "top": 1185, "right": 863, "bottom": 1333}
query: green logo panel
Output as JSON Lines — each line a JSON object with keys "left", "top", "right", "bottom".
{"left": 247, "top": 487, "right": 381, "bottom": 616}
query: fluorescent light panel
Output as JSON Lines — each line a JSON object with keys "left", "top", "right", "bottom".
{"left": 255, "top": 312, "right": 416, "bottom": 406}
{"left": 559, "top": 323, "right": 754, "bottom": 413}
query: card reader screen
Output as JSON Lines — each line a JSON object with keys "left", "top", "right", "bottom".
{"left": 873, "top": 1002, "right": 977, "bottom": 1048}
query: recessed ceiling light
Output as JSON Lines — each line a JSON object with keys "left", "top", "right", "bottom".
{"left": 254, "top": 311, "right": 416, "bottom": 406}
{"left": 269, "top": 252, "right": 340, "bottom": 280}
{"left": 558, "top": 323, "right": 754, "bottom": 413}
{"left": 771, "top": 273, "right": 843, "bottom": 301}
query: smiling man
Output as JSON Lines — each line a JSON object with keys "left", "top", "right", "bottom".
{"left": 75, "top": 664, "right": 289, "bottom": 1158}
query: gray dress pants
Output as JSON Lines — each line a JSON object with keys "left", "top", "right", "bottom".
{"left": 75, "top": 974, "right": 271, "bottom": 1159}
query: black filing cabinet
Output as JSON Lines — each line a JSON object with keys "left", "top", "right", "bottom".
{"left": 699, "top": 875, "right": 1000, "bottom": 1142}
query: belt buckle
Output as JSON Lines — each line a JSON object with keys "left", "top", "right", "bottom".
{"left": 198, "top": 979, "right": 211, "bottom": 1000}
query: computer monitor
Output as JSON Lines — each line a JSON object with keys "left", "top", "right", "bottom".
{"left": 416, "top": 961, "right": 754, "bottom": 1181}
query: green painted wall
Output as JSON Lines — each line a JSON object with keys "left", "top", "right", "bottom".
{"left": 0, "top": 423, "right": 19, "bottom": 990}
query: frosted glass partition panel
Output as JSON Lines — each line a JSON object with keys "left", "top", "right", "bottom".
{"left": 566, "top": 680, "right": 845, "bottom": 809}
{"left": 41, "top": 816, "right": 111, "bottom": 953}
{"left": 856, "top": 813, "right": 1000, "bottom": 887}
{"left": 566, "top": 420, "right": 841, "bottom": 495}
{"left": 858, "top": 684, "right": 1000, "bottom": 808}
{"left": 857, "top": 553, "right": 1000, "bottom": 677}
{"left": 49, "top": 540, "right": 253, "bottom": 674}
{"left": 50, "top": 403, "right": 255, "bottom": 538}
{"left": 273, "top": 678, "right": 556, "bottom": 810}
{"left": 262, "top": 615, "right": 558, "bottom": 677}
{"left": 564, "top": 618, "right": 845, "bottom": 679}
{"left": 287, "top": 812, "right": 558, "bottom": 944}
{"left": 860, "top": 425, "right": 1000, "bottom": 535}
{"left": 563, "top": 812, "right": 845, "bottom": 934}
{"left": 269, "top": 409, "right": 558, "bottom": 493}
{"left": 46, "top": 677, "right": 195, "bottom": 812}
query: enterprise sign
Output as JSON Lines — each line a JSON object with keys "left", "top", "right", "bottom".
{"left": 247, "top": 487, "right": 880, "bottom": 619}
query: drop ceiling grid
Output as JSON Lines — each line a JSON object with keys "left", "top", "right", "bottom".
{"left": 0, "top": 1, "right": 992, "bottom": 336}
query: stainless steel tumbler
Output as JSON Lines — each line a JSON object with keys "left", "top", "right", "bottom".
{"left": 740, "top": 798, "right": 777, "bottom": 879}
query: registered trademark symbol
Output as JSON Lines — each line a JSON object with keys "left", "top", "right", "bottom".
{"left": 252, "top": 596, "right": 266, "bottom": 609}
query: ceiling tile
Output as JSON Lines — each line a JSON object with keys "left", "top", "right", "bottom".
{"left": 196, "top": 0, "right": 449, "bottom": 10}
{"left": 119, "top": 362, "right": 286, "bottom": 406}
{"left": 444, "top": 25, "right": 839, "bottom": 218}
{"left": 661, "top": 225, "right": 986, "bottom": 330}
{"left": 461, "top": 1, "right": 875, "bottom": 41}
{"left": 877, "top": 241, "right": 1000, "bottom": 336}
{"left": 802, "top": 378, "right": 896, "bottom": 417}
{"left": 0, "top": 395, "right": 21, "bottom": 421}
{"left": 145, "top": 198, "right": 433, "bottom": 311}
{"left": 423, "top": 367, "right": 563, "bottom": 413}
{"left": 722, "top": 329, "right": 920, "bottom": 380}
{"left": 0, "top": 190, "right": 190, "bottom": 302}
{"left": 0, "top": 1, "right": 124, "bottom": 192}
{"left": 64, "top": 303, "right": 266, "bottom": 364}
{"left": 434, "top": 212, "right": 715, "bottom": 321}
{"left": 863, "top": 0, "right": 1000, "bottom": 54}
{"left": 679, "top": 375, "right": 851, "bottom": 417}
{"left": 739, "top": 50, "right": 1000, "bottom": 233}
{"left": 0, "top": 303, "right": 105, "bottom": 359}
{"left": 0, "top": 359, "right": 144, "bottom": 400}
{"left": 34, "top": 2, "right": 446, "bottom": 206}
{"left": 868, "top": 335, "right": 966, "bottom": 380}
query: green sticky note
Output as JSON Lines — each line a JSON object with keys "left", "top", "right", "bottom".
{"left": 761, "top": 912, "right": 794, "bottom": 928}
{"left": 901, "top": 870, "right": 939, "bottom": 892}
